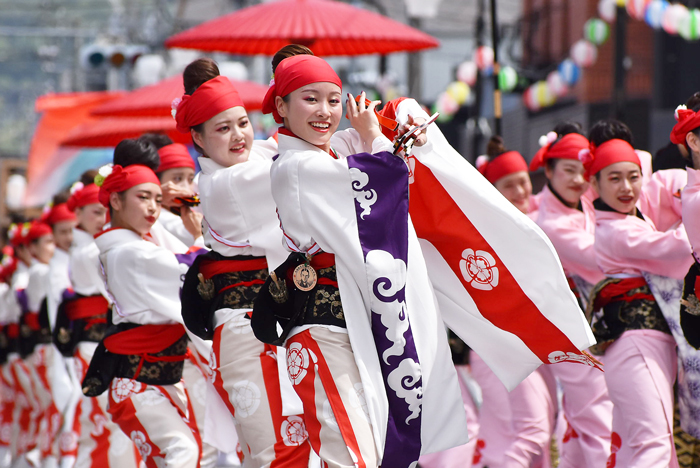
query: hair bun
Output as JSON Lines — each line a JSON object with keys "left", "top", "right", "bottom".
{"left": 183, "top": 58, "right": 220, "bottom": 96}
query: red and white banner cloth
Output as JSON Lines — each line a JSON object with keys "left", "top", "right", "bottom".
{"left": 408, "top": 125, "right": 599, "bottom": 390}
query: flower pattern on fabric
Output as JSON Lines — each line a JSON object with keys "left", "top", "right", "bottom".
{"left": 323, "top": 399, "right": 339, "bottom": 433}
{"left": 287, "top": 342, "right": 310, "bottom": 386}
{"left": 131, "top": 430, "right": 152, "bottom": 458}
{"left": 111, "top": 378, "right": 143, "bottom": 404}
{"left": 230, "top": 380, "right": 261, "bottom": 418}
{"left": 59, "top": 431, "right": 79, "bottom": 452}
{"left": 281, "top": 415, "right": 308, "bottom": 446}
{"left": 135, "top": 388, "right": 167, "bottom": 407}
{"left": 91, "top": 414, "right": 107, "bottom": 437}
{"left": 349, "top": 382, "right": 370, "bottom": 423}
{"left": 460, "top": 248, "right": 499, "bottom": 291}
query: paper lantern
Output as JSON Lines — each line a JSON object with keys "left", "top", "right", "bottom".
{"left": 475, "top": 46, "right": 494, "bottom": 72}
{"left": 570, "top": 40, "right": 598, "bottom": 68}
{"left": 535, "top": 81, "right": 556, "bottom": 108}
{"left": 558, "top": 59, "right": 581, "bottom": 86}
{"left": 645, "top": 0, "right": 668, "bottom": 29}
{"left": 446, "top": 81, "right": 470, "bottom": 105}
{"left": 546, "top": 71, "right": 569, "bottom": 98}
{"left": 498, "top": 66, "right": 518, "bottom": 92}
{"left": 584, "top": 18, "right": 610, "bottom": 46}
{"left": 663, "top": 3, "right": 689, "bottom": 35}
{"left": 598, "top": 0, "right": 617, "bottom": 22}
{"left": 679, "top": 8, "right": 700, "bottom": 41}
{"left": 626, "top": 0, "right": 651, "bottom": 20}
{"left": 523, "top": 86, "right": 541, "bottom": 112}
{"left": 457, "top": 61, "right": 478, "bottom": 86}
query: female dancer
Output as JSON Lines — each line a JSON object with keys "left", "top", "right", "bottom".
{"left": 530, "top": 123, "right": 613, "bottom": 467}
{"left": 584, "top": 122, "right": 693, "bottom": 467}
{"left": 56, "top": 175, "right": 140, "bottom": 468}
{"left": 670, "top": 95, "right": 700, "bottom": 348}
{"left": 85, "top": 163, "right": 201, "bottom": 468}
{"left": 174, "top": 56, "right": 310, "bottom": 468}
{"left": 476, "top": 137, "right": 535, "bottom": 216}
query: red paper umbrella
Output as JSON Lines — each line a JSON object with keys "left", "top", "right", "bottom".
{"left": 91, "top": 75, "right": 268, "bottom": 117}
{"left": 61, "top": 117, "right": 190, "bottom": 147}
{"left": 165, "top": 0, "right": 439, "bottom": 56}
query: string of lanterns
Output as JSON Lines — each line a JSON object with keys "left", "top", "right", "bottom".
{"left": 433, "top": 0, "right": 700, "bottom": 119}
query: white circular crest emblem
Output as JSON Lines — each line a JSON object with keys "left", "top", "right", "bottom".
{"left": 459, "top": 248, "right": 499, "bottom": 291}
{"left": 281, "top": 415, "right": 308, "bottom": 446}
{"left": 231, "top": 380, "right": 261, "bottom": 418}
{"left": 286, "top": 342, "right": 309, "bottom": 386}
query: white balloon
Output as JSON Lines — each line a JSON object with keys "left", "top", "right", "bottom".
{"left": 570, "top": 40, "right": 598, "bottom": 68}
{"left": 597, "top": 0, "right": 617, "bottom": 22}
{"left": 662, "top": 3, "right": 688, "bottom": 35}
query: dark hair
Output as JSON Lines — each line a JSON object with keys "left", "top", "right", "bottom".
{"left": 138, "top": 133, "right": 173, "bottom": 150}
{"left": 271, "top": 45, "right": 315, "bottom": 107}
{"left": 183, "top": 58, "right": 220, "bottom": 96}
{"left": 79, "top": 169, "right": 98, "bottom": 186}
{"left": 486, "top": 135, "right": 508, "bottom": 158}
{"left": 271, "top": 44, "right": 314, "bottom": 75}
{"left": 182, "top": 58, "right": 220, "bottom": 154}
{"left": 544, "top": 121, "right": 585, "bottom": 171}
{"left": 113, "top": 139, "right": 160, "bottom": 172}
{"left": 52, "top": 189, "right": 70, "bottom": 206}
{"left": 683, "top": 92, "right": 700, "bottom": 145}
{"left": 588, "top": 119, "right": 633, "bottom": 148}
{"left": 552, "top": 121, "right": 584, "bottom": 136}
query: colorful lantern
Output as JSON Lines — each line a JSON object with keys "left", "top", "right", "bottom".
{"left": 570, "top": 40, "right": 598, "bottom": 68}
{"left": 645, "top": 0, "right": 669, "bottom": 29}
{"left": 584, "top": 18, "right": 610, "bottom": 46}
{"left": 679, "top": 8, "right": 700, "bottom": 41}
{"left": 662, "top": 3, "right": 689, "bottom": 35}
{"left": 626, "top": 0, "right": 651, "bottom": 21}
{"left": 598, "top": 0, "right": 617, "bottom": 22}
{"left": 547, "top": 71, "right": 569, "bottom": 98}
{"left": 498, "top": 66, "right": 518, "bottom": 92}
{"left": 457, "top": 60, "right": 478, "bottom": 86}
{"left": 475, "top": 46, "right": 495, "bottom": 73}
{"left": 534, "top": 81, "right": 556, "bottom": 108}
{"left": 558, "top": 59, "right": 581, "bottom": 86}
{"left": 446, "top": 81, "right": 470, "bottom": 105}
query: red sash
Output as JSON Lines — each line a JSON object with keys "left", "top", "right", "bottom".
{"left": 199, "top": 257, "right": 268, "bottom": 280}
{"left": 593, "top": 277, "right": 655, "bottom": 311}
{"left": 104, "top": 324, "right": 188, "bottom": 379}
{"left": 25, "top": 312, "right": 40, "bottom": 331}
{"left": 65, "top": 295, "right": 109, "bottom": 329}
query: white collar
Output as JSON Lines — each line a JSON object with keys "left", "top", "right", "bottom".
{"left": 93, "top": 228, "right": 143, "bottom": 254}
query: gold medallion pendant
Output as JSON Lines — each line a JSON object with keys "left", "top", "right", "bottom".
{"left": 293, "top": 263, "right": 317, "bottom": 291}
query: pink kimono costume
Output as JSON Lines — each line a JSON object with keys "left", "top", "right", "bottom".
{"left": 535, "top": 185, "right": 613, "bottom": 468}
{"left": 591, "top": 199, "right": 693, "bottom": 468}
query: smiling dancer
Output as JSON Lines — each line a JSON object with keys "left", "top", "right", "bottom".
{"left": 259, "top": 50, "right": 597, "bottom": 468}
{"left": 174, "top": 56, "right": 311, "bottom": 468}
{"left": 531, "top": 123, "right": 613, "bottom": 467}
{"left": 584, "top": 120, "right": 693, "bottom": 467}
{"left": 82, "top": 163, "right": 202, "bottom": 468}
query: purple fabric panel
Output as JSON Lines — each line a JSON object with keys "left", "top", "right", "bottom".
{"left": 347, "top": 151, "right": 423, "bottom": 468}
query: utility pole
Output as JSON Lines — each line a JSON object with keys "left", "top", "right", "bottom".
{"left": 612, "top": 4, "right": 627, "bottom": 121}
{"left": 472, "top": 0, "right": 486, "bottom": 159}
{"left": 490, "top": 0, "right": 502, "bottom": 136}
{"left": 407, "top": 17, "right": 422, "bottom": 101}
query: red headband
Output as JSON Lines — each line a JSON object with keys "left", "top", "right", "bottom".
{"left": 478, "top": 151, "right": 529, "bottom": 184}
{"left": 578, "top": 139, "right": 640, "bottom": 181}
{"left": 262, "top": 55, "right": 342, "bottom": 124}
{"left": 8, "top": 223, "right": 29, "bottom": 247}
{"left": 670, "top": 107, "right": 700, "bottom": 145}
{"left": 175, "top": 76, "right": 245, "bottom": 133}
{"left": 529, "top": 133, "right": 589, "bottom": 171}
{"left": 98, "top": 165, "right": 161, "bottom": 207}
{"left": 45, "top": 203, "right": 77, "bottom": 225}
{"left": 67, "top": 183, "right": 100, "bottom": 211}
{"left": 157, "top": 144, "right": 195, "bottom": 172}
{"left": 25, "top": 221, "right": 53, "bottom": 243}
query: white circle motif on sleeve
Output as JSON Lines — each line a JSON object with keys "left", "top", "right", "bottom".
{"left": 281, "top": 415, "right": 308, "bottom": 446}
{"left": 130, "top": 430, "right": 152, "bottom": 458}
{"left": 286, "top": 342, "right": 309, "bottom": 386}
{"left": 230, "top": 380, "right": 261, "bottom": 418}
{"left": 459, "top": 248, "right": 500, "bottom": 291}
{"left": 111, "top": 378, "right": 143, "bottom": 404}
